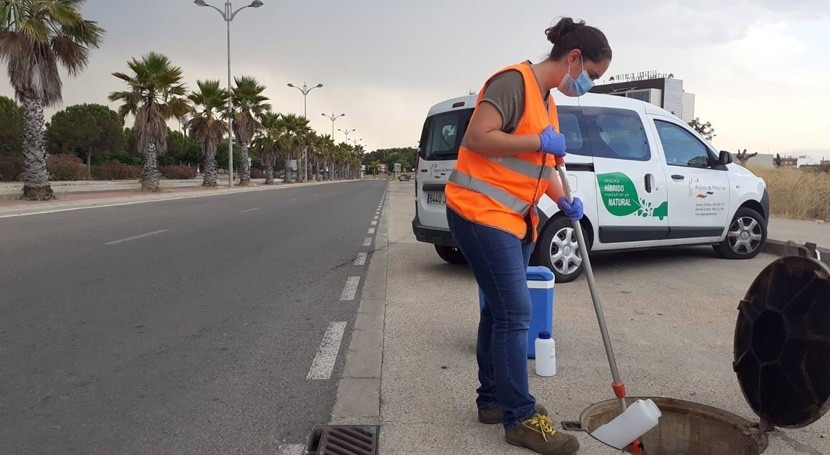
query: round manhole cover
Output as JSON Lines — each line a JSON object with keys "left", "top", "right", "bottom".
{"left": 734, "top": 256, "right": 830, "bottom": 428}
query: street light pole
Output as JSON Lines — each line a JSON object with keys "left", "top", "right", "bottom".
{"left": 194, "top": 0, "right": 263, "bottom": 188}
{"left": 287, "top": 82, "right": 323, "bottom": 182}
{"left": 338, "top": 128, "right": 356, "bottom": 142}
{"left": 321, "top": 112, "right": 345, "bottom": 138}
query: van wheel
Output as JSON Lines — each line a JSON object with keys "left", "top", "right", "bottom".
{"left": 534, "top": 217, "right": 587, "bottom": 283}
{"left": 435, "top": 245, "right": 467, "bottom": 264}
{"left": 713, "top": 208, "right": 767, "bottom": 259}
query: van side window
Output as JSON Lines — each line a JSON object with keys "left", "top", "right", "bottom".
{"left": 655, "top": 121, "right": 712, "bottom": 168}
{"left": 557, "top": 106, "right": 590, "bottom": 157}
{"left": 420, "top": 109, "right": 472, "bottom": 161}
{"left": 581, "top": 107, "right": 651, "bottom": 161}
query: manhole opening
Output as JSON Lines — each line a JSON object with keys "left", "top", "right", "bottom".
{"left": 306, "top": 425, "right": 379, "bottom": 455}
{"left": 580, "top": 397, "right": 768, "bottom": 455}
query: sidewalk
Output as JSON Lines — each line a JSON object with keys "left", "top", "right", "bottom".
{"left": 372, "top": 181, "right": 828, "bottom": 455}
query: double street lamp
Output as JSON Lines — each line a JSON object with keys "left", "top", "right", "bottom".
{"left": 194, "top": 0, "right": 264, "bottom": 188}
{"left": 287, "top": 82, "right": 323, "bottom": 182}
{"left": 338, "top": 128, "right": 356, "bottom": 142}
{"left": 321, "top": 112, "right": 345, "bottom": 138}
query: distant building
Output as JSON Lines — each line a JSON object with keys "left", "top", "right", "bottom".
{"left": 778, "top": 157, "right": 799, "bottom": 168}
{"left": 591, "top": 71, "right": 695, "bottom": 123}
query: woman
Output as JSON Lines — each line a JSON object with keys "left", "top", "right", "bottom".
{"left": 445, "top": 17, "right": 612, "bottom": 455}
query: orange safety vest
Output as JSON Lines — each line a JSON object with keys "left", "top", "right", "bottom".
{"left": 445, "top": 61, "right": 560, "bottom": 241}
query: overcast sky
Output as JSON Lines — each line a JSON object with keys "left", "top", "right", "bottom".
{"left": 2, "top": 0, "right": 828, "bottom": 158}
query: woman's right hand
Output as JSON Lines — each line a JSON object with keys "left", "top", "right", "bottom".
{"left": 538, "top": 126, "right": 567, "bottom": 157}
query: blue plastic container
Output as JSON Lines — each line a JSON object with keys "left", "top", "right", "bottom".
{"left": 478, "top": 265, "right": 555, "bottom": 358}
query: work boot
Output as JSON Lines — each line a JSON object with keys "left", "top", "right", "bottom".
{"left": 478, "top": 404, "right": 548, "bottom": 424}
{"left": 505, "top": 413, "right": 580, "bottom": 455}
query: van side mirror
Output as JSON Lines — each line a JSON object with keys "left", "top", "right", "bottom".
{"left": 719, "top": 151, "right": 733, "bottom": 165}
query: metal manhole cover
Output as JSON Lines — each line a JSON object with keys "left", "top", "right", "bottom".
{"left": 734, "top": 256, "right": 830, "bottom": 428}
{"left": 306, "top": 425, "right": 379, "bottom": 455}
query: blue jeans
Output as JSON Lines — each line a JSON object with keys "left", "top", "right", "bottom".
{"left": 446, "top": 208, "right": 536, "bottom": 429}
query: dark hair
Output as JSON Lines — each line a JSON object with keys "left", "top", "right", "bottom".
{"left": 546, "top": 17, "right": 612, "bottom": 62}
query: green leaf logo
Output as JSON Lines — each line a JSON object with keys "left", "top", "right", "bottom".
{"left": 597, "top": 173, "right": 668, "bottom": 220}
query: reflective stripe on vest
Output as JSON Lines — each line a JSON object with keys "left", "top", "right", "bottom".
{"left": 485, "top": 156, "right": 553, "bottom": 181}
{"left": 448, "top": 169, "right": 531, "bottom": 215}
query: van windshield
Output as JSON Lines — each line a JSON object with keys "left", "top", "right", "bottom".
{"left": 420, "top": 109, "right": 473, "bottom": 161}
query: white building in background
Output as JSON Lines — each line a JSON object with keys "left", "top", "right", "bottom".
{"left": 591, "top": 71, "right": 695, "bottom": 123}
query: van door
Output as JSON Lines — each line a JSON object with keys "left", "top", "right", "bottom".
{"left": 651, "top": 119, "right": 730, "bottom": 240}
{"left": 415, "top": 108, "right": 473, "bottom": 231}
{"left": 582, "top": 106, "right": 669, "bottom": 245}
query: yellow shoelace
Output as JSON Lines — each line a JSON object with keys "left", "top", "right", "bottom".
{"left": 523, "top": 414, "right": 558, "bottom": 441}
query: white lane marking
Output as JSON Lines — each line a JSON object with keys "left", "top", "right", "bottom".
{"left": 290, "top": 198, "right": 299, "bottom": 202}
{"left": 241, "top": 208, "right": 259, "bottom": 213}
{"left": 368, "top": 227, "right": 375, "bottom": 234}
{"left": 373, "top": 215, "right": 379, "bottom": 220}
{"left": 278, "top": 444, "right": 306, "bottom": 455}
{"left": 340, "top": 276, "right": 361, "bottom": 301}
{"left": 362, "top": 237, "right": 372, "bottom": 247}
{"left": 354, "top": 252, "right": 367, "bottom": 266}
{"left": 370, "top": 220, "right": 377, "bottom": 226}
{"left": 307, "top": 321, "right": 347, "bottom": 380}
{"left": 106, "top": 229, "right": 169, "bottom": 245}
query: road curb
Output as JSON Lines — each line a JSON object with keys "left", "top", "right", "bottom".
{"left": 330, "top": 184, "right": 389, "bottom": 427}
{"left": 763, "top": 238, "right": 828, "bottom": 266}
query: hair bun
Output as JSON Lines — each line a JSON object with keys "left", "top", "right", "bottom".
{"left": 545, "top": 17, "right": 585, "bottom": 45}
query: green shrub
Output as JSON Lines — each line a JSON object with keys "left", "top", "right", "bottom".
{"left": 250, "top": 168, "right": 264, "bottom": 179}
{"left": 92, "top": 160, "right": 142, "bottom": 180}
{"left": 47, "top": 153, "right": 86, "bottom": 181}
{"left": 0, "top": 155, "right": 24, "bottom": 181}
{"left": 159, "top": 165, "right": 197, "bottom": 179}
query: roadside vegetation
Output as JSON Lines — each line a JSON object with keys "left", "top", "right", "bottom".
{"left": 750, "top": 166, "right": 830, "bottom": 221}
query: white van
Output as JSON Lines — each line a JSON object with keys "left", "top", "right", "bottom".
{"left": 412, "top": 92, "right": 769, "bottom": 282}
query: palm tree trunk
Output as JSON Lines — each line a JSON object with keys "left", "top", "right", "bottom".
{"left": 264, "top": 165, "right": 274, "bottom": 184}
{"left": 284, "top": 156, "right": 292, "bottom": 184}
{"left": 141, "top": 143, "right": 161, "bottom": 191}
{"left": 240, "top": 142, "right": 251, "bottom": 186}
{"left": 20, "top": 94, "right": 54, "bottom": 200}
{"left": 203, "top": 140, "right": 218, "bottom": 186}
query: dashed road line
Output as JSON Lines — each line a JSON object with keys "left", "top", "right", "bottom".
{"left": 278, "top": 444, "right": 306, "bottom": 455}
{"left": 354, "top": 252, "right": 367, "bottom": 266}
{"left": 368, "top": 227, "right": 376, "bottom": 234}
{"left": 340, "top": 276, "right": 361, "bottom": 301}
{"left": 241, "top": 208, "right": 260, "bottom": 213}
{"left": 106, "top": 229, "right": 169, "bottom": 245}
{"left": 371, "top": 220, "right": 377, "bottom": 225}
{"left": 307, "top": 321, "right": 347, "bottom": 380}
{"left": 363, "top": 237, "right": 372, "bottom": 247}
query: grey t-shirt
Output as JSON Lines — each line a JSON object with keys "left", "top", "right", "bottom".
{"left": 478, "top": 69, "right": 549, "bottom": 134}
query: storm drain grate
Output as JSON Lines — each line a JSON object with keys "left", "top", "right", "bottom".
{"left": 306, "top": 425, "right": 379, "bottom": 455}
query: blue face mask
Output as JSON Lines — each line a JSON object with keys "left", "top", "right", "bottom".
{"left": 559, "top": 58, "right": 594, "bottom": 97}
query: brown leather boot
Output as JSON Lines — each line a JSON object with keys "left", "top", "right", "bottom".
{"left": 505, "top": 413, "right": 579, "bottom": 455}
{"left": 478, "top": 403, "right": 548, "bottom": 425}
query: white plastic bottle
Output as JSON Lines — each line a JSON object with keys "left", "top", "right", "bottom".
{"left": 591, "top": 399, "right": 662, "bottom": 449}
{"left": 535, "top": 331, "right": 556, "bottom": 376}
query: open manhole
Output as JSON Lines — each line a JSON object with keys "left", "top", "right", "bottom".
{"left": 575, "top": 256, "right": 830, "bottom": 454}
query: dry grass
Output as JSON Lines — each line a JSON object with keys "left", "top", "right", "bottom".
{"left": 749, "top": 167, "right": 830, "bottom": 221}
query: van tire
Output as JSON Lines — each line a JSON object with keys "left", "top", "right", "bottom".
{"left": 534, "top": 216, "right": 587, "bottom": 283}
{"left": 713, "top": 207, "right": 767, "bottom": 259}
{"left": 435, "top": 245, "right": 467, "bottom": 264}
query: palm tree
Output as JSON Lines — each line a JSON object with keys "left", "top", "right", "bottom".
{"left": 279, "top": 113, "right": 311, "bottom": 183}
{"left": 253, "top": 111, "right": 282, "bottom": 185}
{"left": 110, "top": 52, "right": 187, "bottom": 191}
{"left": 1, "top": 0, "right": 103, "bottom": 200}
{"left": 232, "top": 76, "right": 269, "bottom": 186}
{"left": 188, "top": 80, "right": 229, "bottom": 187}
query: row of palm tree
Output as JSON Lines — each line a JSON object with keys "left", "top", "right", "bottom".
{"left": 1, "top": 0, "right": 363, "bottom": 199}
{"left": 107, "top": 52, "right": 363, "bottom": 191}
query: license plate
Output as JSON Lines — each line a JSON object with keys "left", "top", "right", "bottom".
{"left": 427, "top": 192, "right": 446, "bottom": 204}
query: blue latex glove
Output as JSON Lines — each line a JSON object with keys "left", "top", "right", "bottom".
{"left": 538, "top": 125, "right": 567, "bottom": 157}
{"left": 558, "top": 196, "right": 584, "bottom": 221}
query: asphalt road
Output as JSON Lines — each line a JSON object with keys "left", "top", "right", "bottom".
{"left": 0, "top": 180, "right": 388, "bottom": 454}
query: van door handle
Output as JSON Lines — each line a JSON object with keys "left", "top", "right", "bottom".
{"left": 644, "top": 173, "right": 654, "bottom": 193}
{"left": 420, "top": 169, "right": 428, "bottom": 172}
{"left": 671, "top": 174, "right": 685, "bottom": 180}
